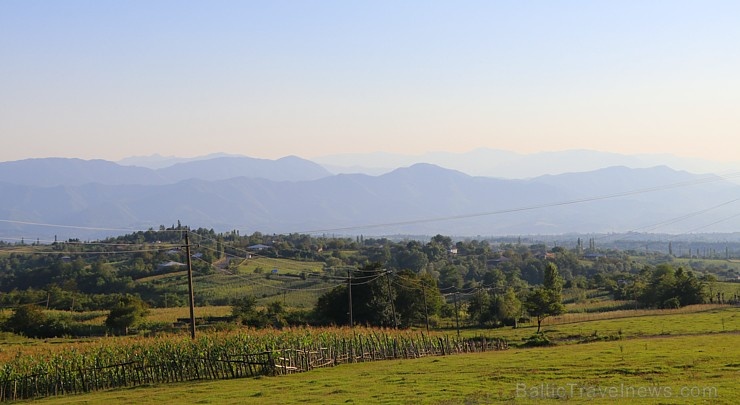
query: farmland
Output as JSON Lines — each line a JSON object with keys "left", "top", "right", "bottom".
{"left": 135, "top": 257, "right": 340, "bottom": 308}
{"left": 0, "top": 326, "right": 506, "bottom": 402}
{"left": 26, "top": 306, "right": 740, "bottom": 405}
{"left": 2, "top": 231, "right": 740, "bottom": 403}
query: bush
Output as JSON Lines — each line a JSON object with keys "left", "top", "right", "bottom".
{"left": 523, "top": 332, "right": 553, "bottom": 347}
{"left": 231, "top": 296, "right": 269, "bottom": 328}
{"left": 662, "top": 297, "right": 681, "bottom": 309}
{"left": 5, "top": 305, "right": 47, "bottom": 337}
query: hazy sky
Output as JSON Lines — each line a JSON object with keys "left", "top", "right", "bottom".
{"left": 2, "top": 1, "right": 739, "bottom": 163}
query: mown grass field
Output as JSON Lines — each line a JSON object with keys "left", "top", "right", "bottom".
{"left": 133, "top": 257, "right": 336, "bottom": 307}
{"left": 461, "top": 305, "right": 738, "bottom": 345}
{"left": 32, "top": 331, "right": 739, "bottom": 404}
{"left": 235, "top": 257, "right": 325, "bottom": 275}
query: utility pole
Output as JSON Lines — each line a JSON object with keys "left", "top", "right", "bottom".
{"left": 185, "top": 231, "right": 196, "bottom": 340}
{"left": 453, "top": 290, "right": 460, "bottom": 339}
{"left": 421, "top": 282, "right": 430, "bottom": 333}
{"left": 386, "top": 270, "right": 397, "bottom": 328}
{"left": 347, "top": 268, "right": 353, "bottom": 327}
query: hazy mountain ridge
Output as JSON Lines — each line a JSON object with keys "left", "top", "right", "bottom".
{"left": 0, "top": 156, "right": 332, "bottom": 187}
{"left": 314, "top": 148, "right": 740, "bottom": 178}
{"left": 116, "top": 153, "right": 243, "bottom": 169}
{"left": 0, "top": 158, "right": 167, "bottom": 187}
{"left": 1, "top": 159, "right": 739, "bottom": 240}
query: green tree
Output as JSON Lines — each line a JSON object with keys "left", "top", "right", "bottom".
{"left": 314, "top": 263, "right": 402, "bottom": 327}
{"left": 231, "top": 295, "right": 268, "bottom": 327}
{"left": 543, "top": 261, "right": 564, "bottom": 293}
{"left": 393, "top": 271, "right": 442, "bottom": 328}
{"left": 467, "top": 289, "right": 492, "bottom": 326}
{"left": 314, "top": 284, "right": 349, "bottom": 325}
{"left": 5, "top": 304, "right": 47, "bottom": 337}
{"left": 265, "top": 300, "right": 287, "bottom": 328}
{"left": 438, "top": 264, "right": 464, "bottom": 290}
{"left": 494, "top": 287, "right": 522, "bottom": 327}
{"left": 634, "top": 265, "right": 706, "bottom": 308}
{"left": 105, "top": 295, "right": 149, "bottom": 335}
{"left": 524, "top": 263, "right": 564, "bottom": 333}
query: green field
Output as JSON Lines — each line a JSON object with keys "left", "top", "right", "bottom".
{"left": 712, "top": 281, "right": 740, "bottom": 297}
{"left": 669, "top": 257, "right": 740, "bottom": 272}
{"left": 32, "top": 332, "right": 739, "bottom": 404}
{"left": 133, "top": 257, "right": 337, "bottom": 307}
{"left": 22, "top": 306, "right": 740, "bottom": 405}
{"left": 460, "top": 305, "right": 738, "bottom": 345}
{"left": 235, "top": 257, "right": 325, "bottom": 275}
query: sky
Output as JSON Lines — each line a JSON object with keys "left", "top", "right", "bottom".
{"left": 2, "top": 1, "right": 739, "bottom": 163}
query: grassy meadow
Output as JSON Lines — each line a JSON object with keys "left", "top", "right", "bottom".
{"left": 235, "top": 257, "right": 325, "bottom": 275}
{"left": 133, "top": 257, "right": 339, "bottom": 308}
{"left": 5, "top": 306, "right": 736, "bottom": 404}
{"left": 32, "top": 332, "right": 739, "bottom": 404}
{"left": 457, "top": 305, "right": 737, "bottom": 344}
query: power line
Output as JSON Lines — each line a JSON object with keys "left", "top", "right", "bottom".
{"left": 669, "top": 212, "right": 740, "bottom": 238}
{"left": 3, "top": 171, "right": 739, "bottom": 238}
{"left": 0, "top": 219, "right": 148, "bottom": 233}
{"left": 0, "top": 246, "right": 181, "bottom": 255}
{"left": 594, "top": 197, "right": 740, "bottom": 243}
{"left": 292, "top": 171, "right": 740, "bottom": 234}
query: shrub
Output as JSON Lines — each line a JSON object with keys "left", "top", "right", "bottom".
{"left": 523, "top": 332, "right": 553, "bottom": 347}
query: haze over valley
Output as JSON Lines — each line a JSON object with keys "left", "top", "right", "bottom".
{"left": 1, "top": 150, "right": 738, "bottom": 242}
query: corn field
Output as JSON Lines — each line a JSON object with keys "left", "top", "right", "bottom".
{"left": 0, "top": 327, "right": 507, "bottom": 402}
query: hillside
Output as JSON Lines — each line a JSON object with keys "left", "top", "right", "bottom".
{"left": 1, "top": 159, "right": 739, "bottom": 240}
{"left": 0, "top": 156, "right": 331, "bottom": 187}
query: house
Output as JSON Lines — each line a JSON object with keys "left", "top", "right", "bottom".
{"left": 584, "top": 253, "right": 606, "bottom": 260}
{"left": 535, "top": 252, "right": 556, "bottom": 260}
{"left": 486, "top": 256, "right": 511, "bottom": 267}
{"left": 247, "top": 244, "right": 270, "bottom": 251}
{"left": 157, "top": 261, "right": 185, "bottom": 271}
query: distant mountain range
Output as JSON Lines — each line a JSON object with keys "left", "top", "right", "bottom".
{"left": 313, "top": 148, "right": 740, "bottom": 179}
{"left": 1, "top": 154, "right": 739, "bottom": 241}
{"left": 0, "top": 156, "right": 332, "bottom": 187}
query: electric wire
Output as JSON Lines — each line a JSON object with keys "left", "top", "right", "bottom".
{"left": 3, "top": 170, "right": 740, "bottom": 238}
{"left": 2, "top": 173, "right": 738, "bottom": 305}
{"left": 292, "top": 171, "right": 740, "bottom": 234}
{"left": 593, "top": 197, "right": 740, "bottom": 243}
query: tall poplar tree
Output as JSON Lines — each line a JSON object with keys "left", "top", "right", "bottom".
{"left": 525, "top": 262, "right": 564, "bottom": 333}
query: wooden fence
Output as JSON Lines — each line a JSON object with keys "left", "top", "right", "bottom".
{"left": 0, "top": 335, "right": 507, "bottom": 402}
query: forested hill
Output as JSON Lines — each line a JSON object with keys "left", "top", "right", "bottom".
{"left": 1, "top": 158, "right": 739, "bottom": 240}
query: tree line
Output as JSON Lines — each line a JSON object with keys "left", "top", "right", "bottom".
{"left": 1, "top": 228, "right": 730, "bottom": 338}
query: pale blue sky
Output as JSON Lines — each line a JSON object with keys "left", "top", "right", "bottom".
{"left": 2, "top": 1, "right": 739, "bottom": 162}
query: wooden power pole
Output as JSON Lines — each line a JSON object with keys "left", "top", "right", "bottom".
{"left": 422, "top": 282, "right": 430, "bottom": 333}
{"left": 386, "top": 270, "right": 397, "bottom": 328}
{"left": 347, "top": 268, "right": 353, "bottom": 327}
{"left": 185, "top": 231, "right": 196, "bottom": 340}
